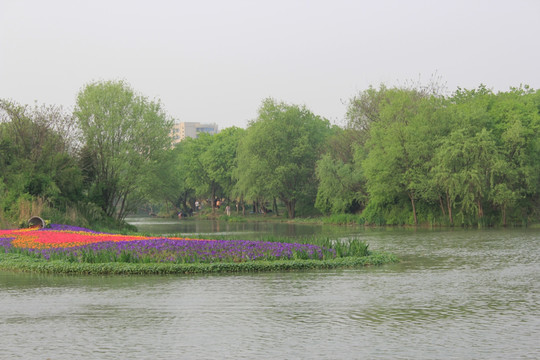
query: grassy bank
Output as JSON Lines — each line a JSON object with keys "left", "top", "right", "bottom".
{"left": 0, "top": 251, "right": 397, "bottom": 275}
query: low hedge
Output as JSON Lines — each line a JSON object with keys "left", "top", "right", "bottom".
{"left": 0, "top": 252, "right": 397, "bottom": 275}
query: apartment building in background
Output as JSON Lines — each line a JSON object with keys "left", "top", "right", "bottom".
{"left": 170, "top": 122, "right": 219, "bottom": 145}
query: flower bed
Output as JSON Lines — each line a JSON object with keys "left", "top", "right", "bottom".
{"left": 0, "top": 224, "right": 397, "bottom": 274}
{"left": 0, "top": 224, "right": 333, "bottom": 263}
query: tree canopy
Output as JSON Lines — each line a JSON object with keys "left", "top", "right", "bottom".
{"left": 1, "top": 81, "right": 539, "bottom": 229}
{"left": 334, "top": 84, "right": 540, "bottom": 226}
{"left": 0, "top": 100, "right": 83, "bottom": 226}
{"left": 236, "top": 98, "right": 331, "bottom": 218}
{"left": 74, "top": 80, "right": 172, "bottom": 221}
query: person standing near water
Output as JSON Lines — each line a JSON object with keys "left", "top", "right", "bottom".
{"left": 226, "top": 205, "right": 231, "bottom": 216}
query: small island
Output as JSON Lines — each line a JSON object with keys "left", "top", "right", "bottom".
{"left": 0, "top": 224, "right": 397, "bottom": 275}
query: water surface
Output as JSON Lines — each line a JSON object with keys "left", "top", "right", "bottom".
{"left": 1, "top": 219, "right": 538, "bottom": 359}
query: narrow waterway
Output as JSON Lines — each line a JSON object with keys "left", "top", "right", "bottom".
{"left": 1, "top": 219, "right": 538, "bottom": 359}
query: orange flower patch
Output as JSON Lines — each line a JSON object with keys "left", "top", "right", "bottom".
{"left": 1, "top": 227, "right": 202, "bottom": 250}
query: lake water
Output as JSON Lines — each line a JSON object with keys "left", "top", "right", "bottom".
{"left": 1, "top": 218, "right": 538, "bottom": 359}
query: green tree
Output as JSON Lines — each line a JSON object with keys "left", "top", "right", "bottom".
{"left": 236, "top": 98, "right": 331, "bottom": 218}
{"left": 430, "top": 85, "right": 540, "bottom": 226}
{"left": 0, "top": 100, "right": 83, "bottom": 223}
{"left": 171, "top": 128, "right": 245, "bottom": 215}
{"left": 139, "top": 147, "right": 188, "bottom": 215}
{"left": 361, "top": 88, "right": 442, "bottom": 225}
{"left": 315, "top": 128, "right": 366, "bottom": 214}
{"left": 432, "top": 128, "right": 498, "bottom": 225}
{"left": 178, "top": 134, "right": 217, "bottom": 210}
{"left": 200, "top": 127, "right": 245, "bottom": 209}
{"left": 342, "top": 83, "right": 540, "bottom": 226}
{"left": 488, "top": 87, "right": 540, "bottom": 224}
{"left": 74, "top": 80, "right": 172, "bottom": 220}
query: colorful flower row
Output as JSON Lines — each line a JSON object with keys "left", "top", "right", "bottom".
{"left": 0, "top": 224, "right": 334, "bottom": 263}
{"left": 0, "top": 225, "right": 196, "bottom": 249}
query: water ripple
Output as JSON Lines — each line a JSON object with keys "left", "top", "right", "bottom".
{"left": 1, "top": 228, "right": 539, "bottom": 359}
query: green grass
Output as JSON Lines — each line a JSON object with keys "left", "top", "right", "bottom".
{"left": 221, "top": 215, "right": 248, "bottom": 223}
{"left": 320, "top": 214, "right": 366, "bottom": 225}
{"left": 0, "top": 251, "right": 397, "bottom": 275}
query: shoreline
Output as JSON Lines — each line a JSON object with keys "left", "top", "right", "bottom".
{"left": 137, "top": 213, "right": 539, "bottom": 230}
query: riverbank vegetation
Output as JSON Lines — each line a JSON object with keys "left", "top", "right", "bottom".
{"left": 1, "top": 79, "right": 539, "bottom": 229}
{"left": 135, "top": 83, "right": 540, "bottom": 227}
{"left": 0, "top": 225, "right": 396, "bottom": 275}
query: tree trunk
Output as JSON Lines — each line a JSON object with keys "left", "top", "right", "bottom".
{"left": 477, "top": 199, "right": 483, "bottom": 218}
{"left": 439, "top": 195, "right": 446, "bottom": 217}
{"left": 446, "top": 192, "right": 453, "bottom": 225}
{"left": 284, "top": 199, "right": 296, "bottom": 219}
{"left": 273, "top": 197, "right": 279, "bottom": 216}
{"left": 117, "top": 191, "right": 128, "bottom": 221}
{"left": 211, "top": 183, "right": 216, "bottom": 213}
{"left": 409, "top": 192, "right": 418, "bottom": 225}
{"left": 182, "top": 190, "right": 188, "bottom": 211}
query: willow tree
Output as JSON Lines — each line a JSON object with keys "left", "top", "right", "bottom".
{"left": 74, "top": 80, "right": 172, "bottom": 220}
{"left": 361, "top": 87, "right": 444, "bottom": 225}
{"left": 315, "top": 128, "right": 366, "bottom": 215}
{"left": 236, "top": 98, "right": 331, "bottom": 219}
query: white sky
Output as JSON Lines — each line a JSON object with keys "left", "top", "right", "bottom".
{"left": 1, "top": 0, "right": 539, "bottom": 129}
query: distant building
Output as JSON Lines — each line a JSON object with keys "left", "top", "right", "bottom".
{"left": 170, "top": 122, "right": 219, "bottom": 144}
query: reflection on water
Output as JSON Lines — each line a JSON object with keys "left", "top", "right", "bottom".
{"left": 1, "top": 219, "right": 539, "bottom": 359}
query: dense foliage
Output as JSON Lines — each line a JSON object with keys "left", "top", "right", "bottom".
{"left": 348, "top": 85, "right": 540, "bottom": 226}
{"left": 236, "top": 98, "right": 331, "bottom": 218}
{"left": 1, "top": 81, "right": 539, "bottom": 228}
{"left": 75, "top": 80, "right": 173, "bottom": 221}
{"left": 0, "top": 100, "right": 85, "bottom": 228}
{"left": 1, "top": 81, "right": 172, "bottom": 229}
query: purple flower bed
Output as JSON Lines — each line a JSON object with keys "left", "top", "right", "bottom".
{"left": 16, "top": 238, "right": 335, "bottom": 263}
{"left": 0, "top": 237, "right": 14, "bottom": 251}
{"left": 1, "top": 224, "right": 341, "bottom": 264}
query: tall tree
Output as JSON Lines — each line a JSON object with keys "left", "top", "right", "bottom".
{"left": 236, "top": 98, "right": 331, "bottom": 218}
{"left": 433, "top": 128, "right": 498, "bottom": 224}
{"left": 488, "top": 87, "right": 540, "bottom": 224}
{"left": 362, "top": 88, "right": 442, "bottom": 225}
{"left": 74, "top": 80, "right": 172, "bottom": 220}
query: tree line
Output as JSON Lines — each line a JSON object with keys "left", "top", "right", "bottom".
{"left": 1, "top": 80, "right": 539, "bottom": 228}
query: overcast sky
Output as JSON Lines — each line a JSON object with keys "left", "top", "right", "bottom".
{"left": 1, "top": 0, "right": 539, "bottom": 129}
